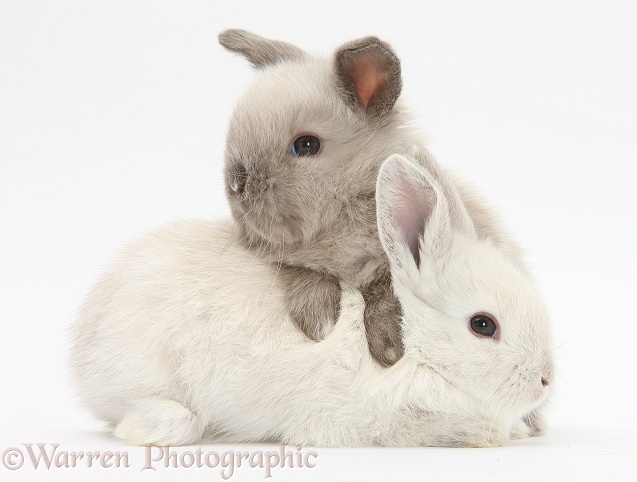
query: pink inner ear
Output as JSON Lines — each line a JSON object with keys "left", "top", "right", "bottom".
{"left": 350, "top": 52, "right": 389, "bottom": 109}
{"left": 391, "top": 170, "right": 436, "bottom": 268}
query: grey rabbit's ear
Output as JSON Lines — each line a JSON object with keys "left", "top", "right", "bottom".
{"left": 334, "top": 36, "right": 402, "bottom": 116}
{"left": 218, "top": 29, "right": 306, "bottom": 68}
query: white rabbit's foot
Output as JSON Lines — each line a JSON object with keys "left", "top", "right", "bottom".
{"left": 114, "top": 398, "right": 204, "bottom": 446}
{"left": 523, "top": 408, "right": 547, "bottom": 436}
{"left": 510, "top": 418, "right": 532, "bottom": 440}
{"left": 460, "top": 431, "right": 509, "bottom": 448}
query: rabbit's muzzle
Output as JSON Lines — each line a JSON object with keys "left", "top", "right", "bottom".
{"left": 228, "top": 164, "right": 274, "bottom": 202}
{"left": 228, "top": 163, "right": 249, "bottom": 197}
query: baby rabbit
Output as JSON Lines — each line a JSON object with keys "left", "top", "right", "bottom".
{"left": 219, "top": 30, "right": 528, "bottom": 366}
{"left": 69, "top": 155, "right": 553, "bottom": 447}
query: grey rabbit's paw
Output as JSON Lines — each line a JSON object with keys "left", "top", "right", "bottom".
{"left": 280, "top": 266, "right": 341, "bottom": 341}
{"left": 362, "top": 270, "right": 404, "bottom": 367}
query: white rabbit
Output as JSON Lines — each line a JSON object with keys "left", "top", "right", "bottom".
{"left": 69, "top": 154, "right": 553, "bottom": 447}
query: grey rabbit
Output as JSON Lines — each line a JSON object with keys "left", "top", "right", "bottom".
{"left": 218, "top": 29, "right": 528, "bottom": 366}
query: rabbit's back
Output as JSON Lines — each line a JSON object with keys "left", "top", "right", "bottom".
{"left": 69, "top": 220, "right": 385, "bottom": 444}
{"left": 70, "top": 221, "right": 288, "bottom": 421}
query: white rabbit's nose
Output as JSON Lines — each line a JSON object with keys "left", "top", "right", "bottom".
{"left": 540, "top": 357, "right": 554, "bottom": 387}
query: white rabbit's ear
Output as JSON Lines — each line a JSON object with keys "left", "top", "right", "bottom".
{"left": 219, "top": 29, "right": 306, "bottom": 68}
{"left": 376, "top": 155, "right": 450, "bottom": 272}
{"left": 334, "top": 36, "right": 402, "bottom": 117}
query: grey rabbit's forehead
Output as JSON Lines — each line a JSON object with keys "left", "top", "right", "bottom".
{"left": 225, "top": 61, "right": 374, "bottom": 174}
{"left": 229, "top": 61, "right": 359, "bottom": 136}
{"left": 239, "top": 58, "right": 334, "bottom": 103}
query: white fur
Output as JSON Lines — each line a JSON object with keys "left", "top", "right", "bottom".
{"left": 70, "top": 156, "right": 553, "bottom": 447}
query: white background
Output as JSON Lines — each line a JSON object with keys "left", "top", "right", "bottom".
{"left": 1, "top": 1, "right": 636, "bottom": 480}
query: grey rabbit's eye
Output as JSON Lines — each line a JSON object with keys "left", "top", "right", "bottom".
{"left": 291, "top": 135, "right": 321, "bottom": 157}
{"left": 470, "top": 314, "right": 499, "bottom": 339}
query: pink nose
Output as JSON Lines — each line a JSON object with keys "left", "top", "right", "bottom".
{"left": 541, "top": 377, "right": 550, "bottom": 387}
{"left": 230, "top": 164, "right": 248, "bottom": 196}
{"left": 231, "top": 181, "right": 246, "bottom": 196}
{"left": 231, "top": 179, "right": 246, "bottom": 196}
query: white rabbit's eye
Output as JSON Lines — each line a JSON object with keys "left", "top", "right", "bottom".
{"left": 470, "top": 314, "right": 499, "bottom": 339}
{"left": 291, "top": 135, "right": 321, "bottom": 157}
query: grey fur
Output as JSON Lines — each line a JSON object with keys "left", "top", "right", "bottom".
{"left": 218, "top": 29, "right": 306, "bottom": 68}
{"left": 334, "top": 36, "right": 402, "bottom": 116}
{"left": 219, "top": 30, "right": 528, "bottom": 367}
{"left": 361, "top": 267, "right": 403, "bottom": 366}
{"left": 278, "top": 266, "right": 341, "bottom": 341}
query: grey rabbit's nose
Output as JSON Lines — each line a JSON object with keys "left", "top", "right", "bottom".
{"left": 230, "top": 164, "right": 248, "bottom": 196}
{"left": 230, "top": 178, "right": 246, "bottom": 195}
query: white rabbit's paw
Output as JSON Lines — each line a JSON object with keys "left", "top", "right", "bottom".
{"left": 114, "top": 399, "right": 204, "bottom": 446}
{"left": 458, "top": 430, "right": 509, "bottom": 448}
{"left": 523, "top": 408, "right": 547, "bottom": 437}
{"left": 510, "top": 418, "right": 532, "bottom": 440}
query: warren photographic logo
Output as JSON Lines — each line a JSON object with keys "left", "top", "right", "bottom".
{"left": 2, "top": 443, "right": 318, "bottom": 479}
